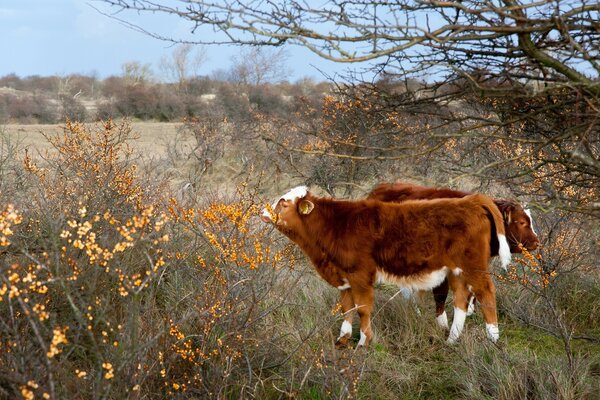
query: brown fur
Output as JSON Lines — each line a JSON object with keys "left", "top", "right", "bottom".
{"left": 368, "top": 182, "right": 540, "bottom": 253}
{"left": 264, "top": 189, "right": 507, "bottom": 347}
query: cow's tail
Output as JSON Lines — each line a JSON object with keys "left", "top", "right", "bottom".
{"left": 471, "top": 194, "right": 511, "bottom": 270}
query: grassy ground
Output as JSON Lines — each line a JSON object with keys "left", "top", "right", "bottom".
{"left": 0, "top": 120, "right": 598, "bottom": 399}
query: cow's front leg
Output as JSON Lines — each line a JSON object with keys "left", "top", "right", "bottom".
{"left": 335, "top": 284, "right": 355, "bottom": 347}
{"left": 347, "top": 277, "right": 375, "bottom": 348}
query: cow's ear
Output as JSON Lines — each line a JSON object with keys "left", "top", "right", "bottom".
{"left": 298, "top": 200, "right": 314, "bottom": 215}
{"left": 503, "top": 202, "right": 517, "bottom": 223}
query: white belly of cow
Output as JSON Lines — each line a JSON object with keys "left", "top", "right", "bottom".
{"left": 376, "top": 267, "right": 448, "bottom": 291}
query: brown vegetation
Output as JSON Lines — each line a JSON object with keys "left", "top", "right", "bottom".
{"left": 0, "top": 105, "right": 597, "bottom": 397}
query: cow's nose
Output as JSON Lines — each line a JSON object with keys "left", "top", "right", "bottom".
{"left": 260, "top": 209, "right": 273, "bottom": 223}
{"left": 528, "top": 239, "right": 540, "bottom": 250}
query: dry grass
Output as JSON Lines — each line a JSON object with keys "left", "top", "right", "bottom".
{"left": 2, "top": 122, "right": 190, "bottom": 158}
{"left": 0, "top": 120, "right": 598, "bottom": 399}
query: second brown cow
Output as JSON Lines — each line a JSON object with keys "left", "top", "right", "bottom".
{"left": 368, "top": 181, "right": 540, "bottom": 326}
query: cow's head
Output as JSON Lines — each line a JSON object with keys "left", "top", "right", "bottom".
{"left": 501, "top": 201, "right": 540, "bottom": 252}
{"left": 261, "top": 186, "right": 314, "bottom": 235}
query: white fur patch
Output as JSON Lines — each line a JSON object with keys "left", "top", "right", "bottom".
{"left": 524, "top": 208, "right": 537, "bottom": 235}
{"left": 436, "top": 311, "right": 449, "bottom": 330}
{"left": 486, "top": 323, "right": 500, "bottom": 342}
{"left": 358, "top": 330, "right": 367, "bottom": 347}
{"left": 274, "top": 186, "right": 308, "bottom": 210}
{"left": 262, "top": 186, "right": 309, "bottom": 223}
{"left": 467, "top": 284, "right": 474, "bottom": 293}
{"left": 399, "top": 287, "right": 413, "bottom": 300}
{"left": 337, "top": 279, "right": 351, "bottom": 291}
{"left": 376, "top": 266, "right": 448, "bottom": 292}
{"left": 261, "top": 208, "right": 273, "bottom": 221}
{"left": 453, "top": 267, "right": 463, "bottom": 276}
{"left": 497, "top": 234, "right": 511, "bottom": 271}
{"left": 338, "top": 320, "right": 352, "bottom": 340}
{"left": 447, "top": 307, "right": 467, "bottom": 344}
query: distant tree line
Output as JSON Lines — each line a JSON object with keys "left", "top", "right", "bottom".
{"left": 0, "top": 71, "right": 330, "bottom": 124}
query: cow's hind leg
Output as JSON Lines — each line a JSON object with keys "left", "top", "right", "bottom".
{"left": 432, "top": 279, "right": 449, "bottom": 330}
{"left": 446, "top": 274, "right": 470, "bottom": 344}
{"left": 472, "top": 277, "right": 499, "bottom": 342}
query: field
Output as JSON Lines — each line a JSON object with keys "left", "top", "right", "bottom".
{"left": 3, "top": 122, "right": 188, "bottom": 158}
{"left": 0, "top": 117, "right": 599, "bottom": 399}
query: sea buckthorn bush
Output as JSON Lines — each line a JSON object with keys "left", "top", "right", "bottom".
{"left": 0, "top": 120, "right": 339, "bottom": 398}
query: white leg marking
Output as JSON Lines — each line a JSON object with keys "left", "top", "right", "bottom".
{"left": 486, "top": 323, "right": 500, "bottom": 342}
{"left": 338, "top": 320, "right": 352, "bottom": 341}
{"left": 453, "top": 267, "right": 463, "bottom": 276}
{"left": 337, "top": 278, "right": 351, "bottom": 291}
{"left": 357, "top": 330, "right": 367, "bottom": 347}
{"left": 498, "top": 234, "right": 511, "bottom": 271}
{"left": 436, "top": 311, "right": 449, "bottom": 330}
{"left": 447, "top": 307, "right": 467, "bottom": 344}
{"left": 466, "top": 296, "right": 476, "bottom": 316}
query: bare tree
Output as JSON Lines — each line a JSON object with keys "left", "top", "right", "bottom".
{"left": 159, "top": 43, "right": 207, "bottom": 90}
{"left": 99, "top": 0, "right": 599, "bottom": 215}
{"left": 98, "top": 1, "right": 599, "bottom": 84}
{"left": 229, "top": 47, "right": 290, "bottom": 85}
{"left": 121, "top": 61, "right": 153, "bottom": 86}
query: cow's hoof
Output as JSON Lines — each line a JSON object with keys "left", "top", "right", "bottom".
{"left": 335, "top": 336, "right": 350, "bottom": 348}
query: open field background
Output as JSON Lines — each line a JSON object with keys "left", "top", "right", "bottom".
{"left": 3, "top": 123, "right": 188, "bottom": 158}
{"left": 1, "top": 111, "right": 598, "bottom": 399}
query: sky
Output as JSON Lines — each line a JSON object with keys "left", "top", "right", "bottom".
{"left": 0, "top": 0, "right": 366, "bottom": 82}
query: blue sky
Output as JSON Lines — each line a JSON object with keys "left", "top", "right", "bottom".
{"left": 0, "top": 0, "right": 363, "bottom": 82}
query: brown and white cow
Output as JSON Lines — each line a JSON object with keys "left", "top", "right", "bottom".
{"left": 261, "top": 186, "right": 511, "bottom": 347}
{"left": 367, "top": 182, "right": 540, "bottom": 326}
{"left": 367, "top": 182, "right": 540, "bottom": 253}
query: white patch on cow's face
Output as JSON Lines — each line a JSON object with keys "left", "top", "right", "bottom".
{"left": 453, "top": 267, "right": 463, "bottom": 276}
{"left": 338, "top": 320, "right": 352, "bottom": 341}
{"left": 261, "top": 208, "right": 274, "bottom": 222}
{"left": 486, "top": 323, "right": 500, "bottom": 342}
{"left": 467, "top": 284, "right": 474, "bottom": 293}
{"left": 376, "top": 266, "right": 448, "bottom": 292}
{"left": 436, "top": 311, "right": 449, "bottom": 330}
{"left": 337, "top": 278, "right": 351, "bottom": 291}
{"left": 262, "top": 186, "right": 309, "bottom": 223}
{"left": 275, "top": 186, "right": 308, "bottom": 208}
{"left": 497, "top": 234, "right": 511, "bottom": 271}
{"left": 447, "top": 307, "right": 467, "bottom": 344}
{"left": 524, "top": 208, "right": 537, "bottom": 235}
{"left": 358, "top": 330, "right": 367, "bottom": 347}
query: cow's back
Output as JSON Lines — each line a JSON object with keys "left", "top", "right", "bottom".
{"left": 368, "top": 182, "right": 471, "bottom": 202}
{"left": 369, "top": 196, "right": 493, "bottom": 277}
